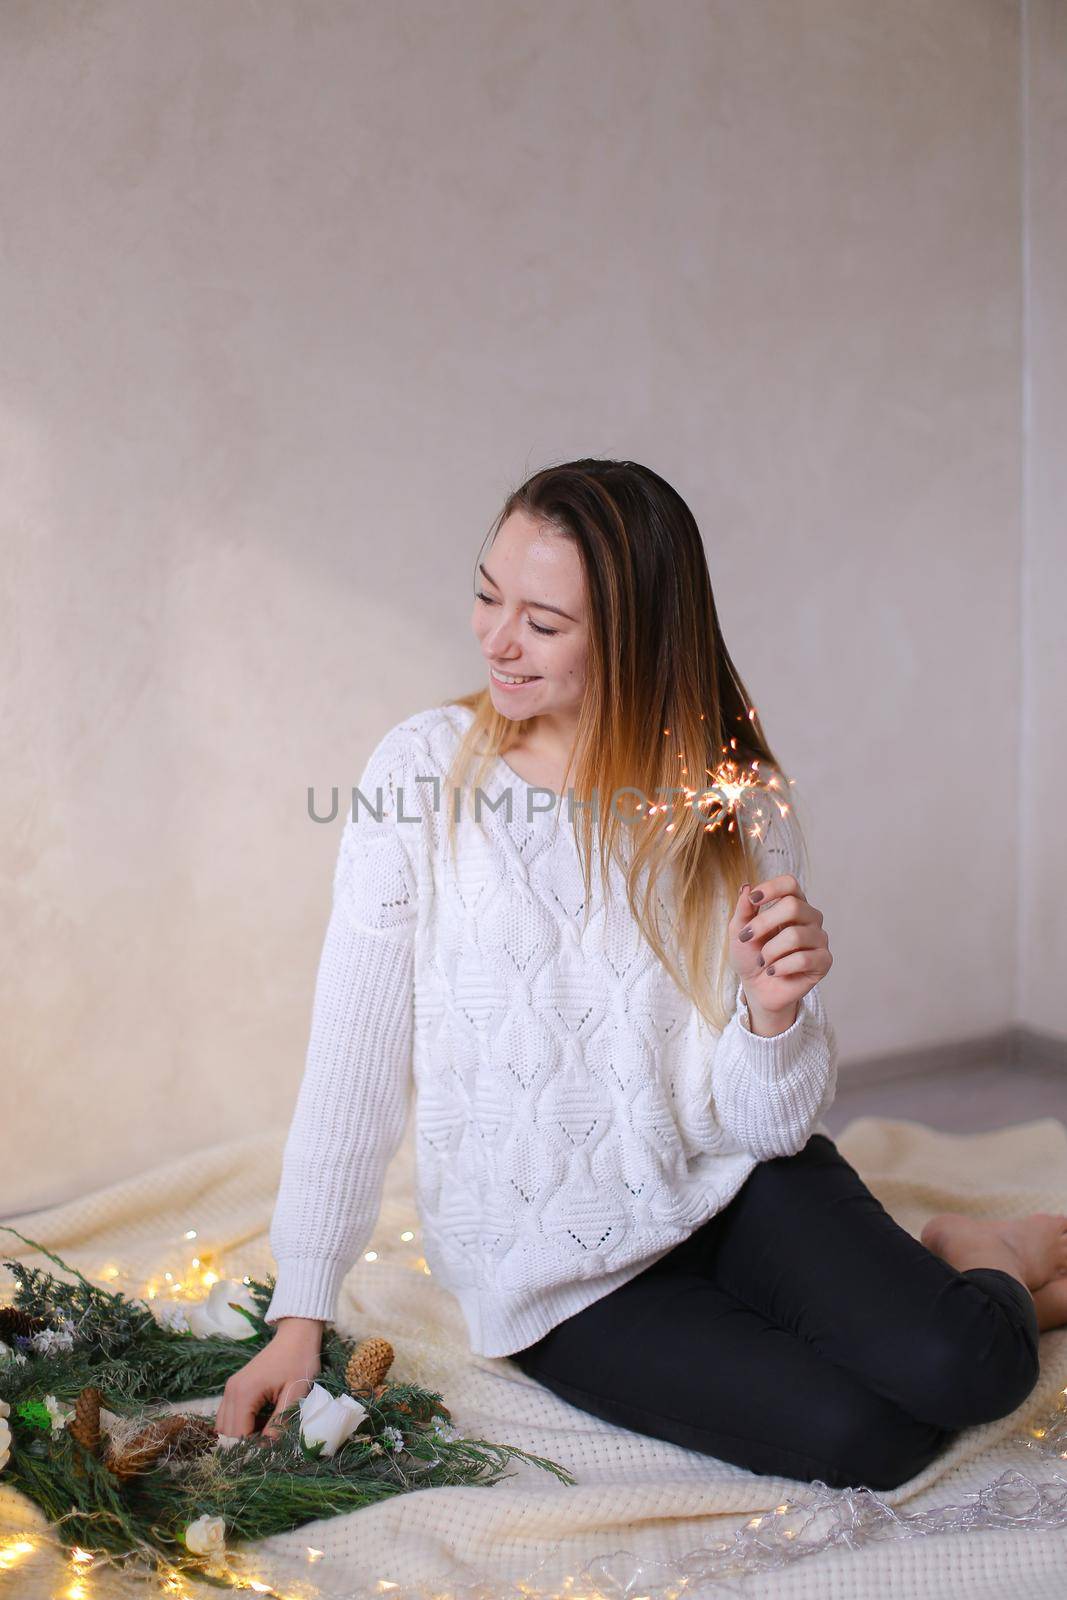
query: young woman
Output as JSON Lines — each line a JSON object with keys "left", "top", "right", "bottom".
{"left": 216, "top": 458, "right": 1067, "bottom": 1489}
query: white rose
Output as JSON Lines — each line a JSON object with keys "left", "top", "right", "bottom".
{"left": 0, "top": 1416, "right": 11, "bottom": 1473}
{"left": 0, "top": 1340, "right": 27, "bottom": 1366}
{"left": 157, "top": 1301, "right": 192, "bottom": 1334}
{"left": 44, "top": 1394, "right": 76, "bottom": 1432}
{"left": 186, "top": 1281, "right": 259, "bottom": 1341}
{"left": 184, "top": 1513, "right": 227, "bottom": 1556}
{"left": 298, "top": 1382, "right": 368, "bottom": 1458}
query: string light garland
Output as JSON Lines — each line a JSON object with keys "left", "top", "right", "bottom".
{"left": 7, "top": 1445, "right": 1067, "bottom": 1599}
{"left": 4, "top": 1222, "right": 1067, "bottom": 1600}
{"left": 0, "top": 1226, "right": 572, "bottom": 1599}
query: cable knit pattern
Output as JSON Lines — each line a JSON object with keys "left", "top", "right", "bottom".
{"left": 265, "top": 703, "right": 838, "bottom": 1356}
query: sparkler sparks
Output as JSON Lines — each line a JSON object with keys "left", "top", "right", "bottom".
{"left": 645, "top": 727, "right": 795, "bottom": 845}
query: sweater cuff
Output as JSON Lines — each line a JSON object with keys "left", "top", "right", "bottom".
{"left": 733, "top": 976, "right": 826, "bottom": 1079}
{"left": 263, "top": 1256, "right": 352, "bottom": 1327}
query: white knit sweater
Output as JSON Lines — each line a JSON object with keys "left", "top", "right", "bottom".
{"left": 264, "top": 703, "right": 838, "bottom": 1357}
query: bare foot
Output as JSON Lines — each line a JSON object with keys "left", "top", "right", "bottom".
{"left": 992, "top": 1214, "right": 1067, "bottom": 1289}
{"left": 1032, "top": 1275, "right": 1067, "bottom": 1333}
{"left": 922, "top": 1211, "right": 1067, "bottom": 1292}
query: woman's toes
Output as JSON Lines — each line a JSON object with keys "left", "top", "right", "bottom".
{"left": 1052, "top": 1218, "right": 1067, "bottom": 1276}
{"left": 993, "top": 1214, "right": 1067, "bottom": 1292}
{"left": 920, "top": 1214, "right": 953, "bottom": 1255}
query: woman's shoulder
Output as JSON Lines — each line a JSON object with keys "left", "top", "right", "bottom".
{"left": 358, "top": 702, "right": 475, "bottom": 782}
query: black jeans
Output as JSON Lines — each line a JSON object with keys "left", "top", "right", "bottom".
{"left": 509, "top": 1134, "right": 1041, "bottom": 1490}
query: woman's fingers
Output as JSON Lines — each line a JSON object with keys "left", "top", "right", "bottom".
{"left": 261, "top": 1406, "right": 287, "bottom": 1444}
{"left": 747, "top": 873, "right": 805, "bottom": 908}
{"left": 261, "top": 1377, "right": 313, "bottom": 1443}
{"left": 756, "top": 922, "right": 829, "bottom": 966}
{"left": 757, "top": 947, "right": 833, "bottom": 981}
{"left": 215, "top": 1385, "right": 263, "bottom": 1439}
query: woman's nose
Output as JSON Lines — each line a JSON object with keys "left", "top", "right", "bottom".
{"left": 485, "top": 612, "right": 519, "bottom": 654}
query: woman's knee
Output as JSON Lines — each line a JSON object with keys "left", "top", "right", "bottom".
{"left": 802, "top": 1390, "right": 950, "bottom": 1491}
{"left": 895, "top": 1319, "right": 1040, "bottom": 1429}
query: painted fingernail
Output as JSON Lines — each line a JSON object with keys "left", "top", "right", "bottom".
{"left": 739, "top": 927, "right": 754, "bottom": 942}
{"left": 757, "top": 955, "right": 765, "bottom": 967}
{"left": 766, "top": 965, "right": 776, "bottom": 975}
{"left": 750, "top": 889, "right": 764, "bottom": 904}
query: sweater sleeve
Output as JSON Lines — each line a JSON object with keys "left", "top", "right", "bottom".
{"left": 264, "top": 724, "right": 419, "bottom": 1327}
{"left": 709, "top": 782, "right": 838, "bottom": 1160}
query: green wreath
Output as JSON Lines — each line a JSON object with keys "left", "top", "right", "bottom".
{"left": 0, "top": 1226, "right": 574, "bottom": 1593}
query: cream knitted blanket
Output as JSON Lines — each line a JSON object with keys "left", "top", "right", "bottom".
{"left": 4, "top": 1113, "right": 1067, "bottom": 1598}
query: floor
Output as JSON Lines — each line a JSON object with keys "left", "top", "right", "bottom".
{"left": 823, "top": 1059, "right": 1067, "bottom": 1139}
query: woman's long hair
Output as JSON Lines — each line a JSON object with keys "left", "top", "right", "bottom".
{"left": 440, "top": 457, "right": 798, "bottom": 1033}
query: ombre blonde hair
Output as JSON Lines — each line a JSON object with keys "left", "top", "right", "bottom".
{"left": 439, "top": 457, "right": 799, "bottom": 1034}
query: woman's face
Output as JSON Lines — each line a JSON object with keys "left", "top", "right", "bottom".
{"left": 470, "top": 509, "right": 588, "bottom": 726}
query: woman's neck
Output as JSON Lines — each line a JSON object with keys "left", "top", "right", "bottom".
{"left": 506, "top": 714, "right": 579, "bottom": 794}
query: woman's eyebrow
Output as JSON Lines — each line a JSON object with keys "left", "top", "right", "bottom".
{"left": 478, "top": 563, "right": 578, "bottom": 622}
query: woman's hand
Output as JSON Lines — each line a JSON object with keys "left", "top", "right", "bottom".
{"left": 728, "top": 874, "right": 833, "bottom": 1023}
{"left": 214, "top": 1320, "right": 323, "bottom": 1444}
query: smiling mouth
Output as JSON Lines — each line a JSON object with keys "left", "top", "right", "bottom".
{"left": 490, "top": 668, "right": 541, "bottom": 685}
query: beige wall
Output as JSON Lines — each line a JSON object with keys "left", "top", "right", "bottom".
{"left": 2, "top": 0, "right": 1059, "bottom": 1215}
{"left": 1020, "top": 0, "right": 1067, "bottom": 1037}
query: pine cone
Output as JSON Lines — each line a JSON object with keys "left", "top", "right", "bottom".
{"left": 105, "top": 1414, "right": 217, "bottom": 1480}
{"left": 345, "top": 1336, "right": 395, "bottom": 1396}
{"left": 69, "top": 1386, "right": 103, "bottom": 1457}
{"left": 0, "top": 1306, "right": 48, "bottom": 1342}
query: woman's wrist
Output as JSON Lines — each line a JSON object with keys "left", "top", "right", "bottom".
{"left": 741, "top": 984, "right": 801, "bottom": 1037}
{"left": 272, "top": 1315, "right": 325, "bottom": 1343}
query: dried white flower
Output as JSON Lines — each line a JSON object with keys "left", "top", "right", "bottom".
{"left": 31, "top": 1325, "right": 75, "bottom": 1355}
{"left": 44, "top": 1394, "right": 76, "bottom": 1432}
